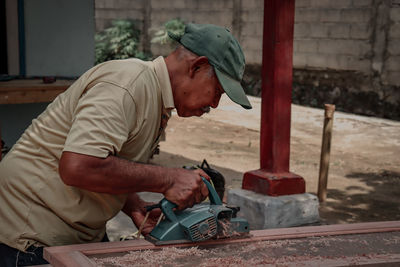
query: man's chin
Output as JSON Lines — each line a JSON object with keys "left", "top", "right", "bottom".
{"left": 176, "top": 111, "right": 191, "bottom": 117}
{"left": 176, "top": 109, "right": 203, "bottom": 117}
{"left": 193, "top": 110, "right": 205, "bottom": 117}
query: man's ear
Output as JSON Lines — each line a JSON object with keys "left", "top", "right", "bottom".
{"left": 189, "top": 56, "right": 209, "bottom": 78}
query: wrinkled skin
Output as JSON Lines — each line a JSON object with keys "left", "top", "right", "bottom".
{"left": 167, "top": 55, "right": 224, "bottom": 117}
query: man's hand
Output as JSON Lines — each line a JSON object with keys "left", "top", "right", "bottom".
{"left": 130, "top": 204, "right": 161, "bottom": 236}
{"left": 163, "top": 168, "right": 210, "bottom": 210}
{"left": 122, "top": 193, "right": 161, "bottom": 236}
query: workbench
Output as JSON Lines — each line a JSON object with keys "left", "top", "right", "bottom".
{"left": 0, "top": 79, "right": 73, "bottom": 157}
{"left": 0, "top": 79, "right": 73, "bottom": 105}
{"left": 44, "top": 221, "right": 400, "bottom": 266}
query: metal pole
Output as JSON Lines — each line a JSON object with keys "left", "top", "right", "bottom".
{"left": 318, "top": 104, "right": 335, "bottom": 202}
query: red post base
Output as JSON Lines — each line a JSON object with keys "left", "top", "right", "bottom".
{"left": 242, "top": 169, "right": 305, "bottom": 196}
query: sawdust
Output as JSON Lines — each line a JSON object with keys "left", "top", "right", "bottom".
{"left": 91, "top": 245, "right": 316, "bottom": 267}
{"left": 91, "top": 246, "right": 397, "bottom": 267}
{"left": 92, "top": 247, "right": 205, "bottom": 266}
{"left": 383, "top": 235, "right": 400, "bottom": 245}
{"left": 92, "top": 231, "right": 400, "bottom": 266}
{"left": 216, "top": 219, "right": 243, "bottom": 239}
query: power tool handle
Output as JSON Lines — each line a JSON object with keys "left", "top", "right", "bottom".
{"left": 145, "top": 203, "right": 161, "bottom": 212}
{"left": 159, "top": 198, "right": 178, "bottom": 222}
{"left": 201, "top": 177, "right": 222, "bottom": 205}
{"left": 160, "top": 176, "right": 222, "bottom": 222}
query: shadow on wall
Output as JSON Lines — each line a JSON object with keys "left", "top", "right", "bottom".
{"left": 319, "top": 170, "right": 400, "bottom": 224}
{"left": 241, "top": 65, "right": 400, "bottom": 121}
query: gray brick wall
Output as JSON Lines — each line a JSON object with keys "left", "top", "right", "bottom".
{"left": 95, "top": 0, "right": 145, "bottom": 31}
{"left": 94, "top": 0, "right": 400, "bottom": 88}
{"left": 386, "top": 6, "right": 400, "bottom": 86}
{"left": 293, "top": 2, "right": 374, "bottom": 73}
{"left": 240, "top": 0, "right": 263, "bottom": 64}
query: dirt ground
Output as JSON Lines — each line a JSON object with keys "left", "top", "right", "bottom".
{"left": 107, "top": 94, "right": 400, "bottom": 240}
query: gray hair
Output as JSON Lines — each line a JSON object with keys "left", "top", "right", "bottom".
{"left": 176, "top": 45, "right": 215, "bottom": 78}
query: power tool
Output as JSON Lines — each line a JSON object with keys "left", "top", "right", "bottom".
{"left": 146, "top": 177, "right": 249, "bottom": 245}
{"left": 185, "top": 159, "right": 226, "bottom": 201}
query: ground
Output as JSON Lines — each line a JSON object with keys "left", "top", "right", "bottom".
{"left": 107, "top": 94, "right": 400, "bottom": 240}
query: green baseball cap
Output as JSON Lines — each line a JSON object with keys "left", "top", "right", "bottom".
{"left": 168, "top": 23, "right": 252, "bottom": 109}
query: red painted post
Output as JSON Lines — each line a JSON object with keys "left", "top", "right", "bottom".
{"left": 242, "top": 0, "right": 305, "bottom": 196}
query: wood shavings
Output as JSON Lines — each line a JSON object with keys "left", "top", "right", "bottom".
{"left": 93, "top": 247, "right": 205, "bottom": 266}
{"left": 216, "top": 219, "right": 243, "bottom": 238}
{"left": 91, "top": 232, "right": 400, "bottom": 266}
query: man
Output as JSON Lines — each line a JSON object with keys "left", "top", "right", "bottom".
{"left": 0, "top": 23, "right": 252, "bottom": 266}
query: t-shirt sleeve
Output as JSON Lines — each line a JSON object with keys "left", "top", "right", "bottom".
{"left": 63, "top": 82, "right": 136, "bottom": 158}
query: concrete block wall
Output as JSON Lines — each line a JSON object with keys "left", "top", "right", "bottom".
{"left": 95, "top": 0, "right": 400, "bottom": 86}
{"left": 240, "top": 0, "right": 264, "bottom": 64}
{"left": 149, "top": 0, "right": 234, "bottom": 56}
{"left": 95, "top": 0, "right": 400, "bottom": 118}
{"left": 293, "top": 0, "right": 374, "bottom": 72}
{"left": 94, "top": 0, "right": 149, "bottom": 52}
{"left": 95, "top": 0, "right": 145, "bottom": 31}
{"left": 95, "top": 0, "right": 236, "bottom": 56}
{"left": 386, "top": 6, "right": 400, "bottom": 86}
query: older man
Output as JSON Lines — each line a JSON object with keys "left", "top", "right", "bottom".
{"left": 0, "top": 23, "right": 251, "bottom": 266}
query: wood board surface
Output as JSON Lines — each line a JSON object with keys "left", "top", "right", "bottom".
{"left": 0, "top": 79, "right": 73, "bottom": 104}
{"left": 44, "top": 221, "right": 400, "bottom": 267}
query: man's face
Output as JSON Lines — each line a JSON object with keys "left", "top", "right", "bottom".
{"left": 174, "top": 64, "right": 224, "bottom": 117}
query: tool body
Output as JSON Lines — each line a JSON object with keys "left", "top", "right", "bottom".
{"left": 146, "top": 178, "right": 249, "bottom": 245}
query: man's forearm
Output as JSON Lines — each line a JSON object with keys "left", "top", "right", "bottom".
{"left": 59, "top": 151, "right": 210, "bottom": 210}
{"left": 59, "top": 152, "right": 174, "bottom": 194}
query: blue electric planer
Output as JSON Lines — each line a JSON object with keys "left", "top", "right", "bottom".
{"left": 146, "top": 177, "right": 249, "bottom": 245}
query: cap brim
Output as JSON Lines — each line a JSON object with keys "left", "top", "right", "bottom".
{"left": 214, "top": 68, "right": 252, "bottom": 109}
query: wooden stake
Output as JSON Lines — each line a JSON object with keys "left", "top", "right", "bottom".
{"left": 318, "top": 104, "right": 335, "bottom": 202}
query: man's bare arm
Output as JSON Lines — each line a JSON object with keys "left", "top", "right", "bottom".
{"left": 59, "top": 151, "right": 209, "bottom": 209}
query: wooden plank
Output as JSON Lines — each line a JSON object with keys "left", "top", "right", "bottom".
{"left": 47, "top": 251, "right": 96, "bottom": 267}
{"left": 44, "top": 221, "right": 400, "bottom": 266}
{"left": 285, "top": 254, "right": 400, "bottom": 267}
{"left": 0, "top": 89, "right": 66, "bottom": 104}
{"left": 45, "top": 239, "right": 155, "bottom": 256}
{"left": 248, "top": 220, "right": 400, "bottom": 241}
{"left": 0, "top": 79, "right": 73, "bottom": 104}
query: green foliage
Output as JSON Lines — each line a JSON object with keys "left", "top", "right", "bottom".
{"left": 95, "top": 19, "right": 150, "bottom": 64}
{"left": 151, "top": 18, "right": 186, "bottom": 45}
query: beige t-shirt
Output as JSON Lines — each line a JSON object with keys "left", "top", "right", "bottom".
{"left": 0, "top": 56, "right": 174, "bottom": 251}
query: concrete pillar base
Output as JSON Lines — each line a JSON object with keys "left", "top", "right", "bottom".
{"left": 227, "top": 189, "right": 320, "bottom": 230}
